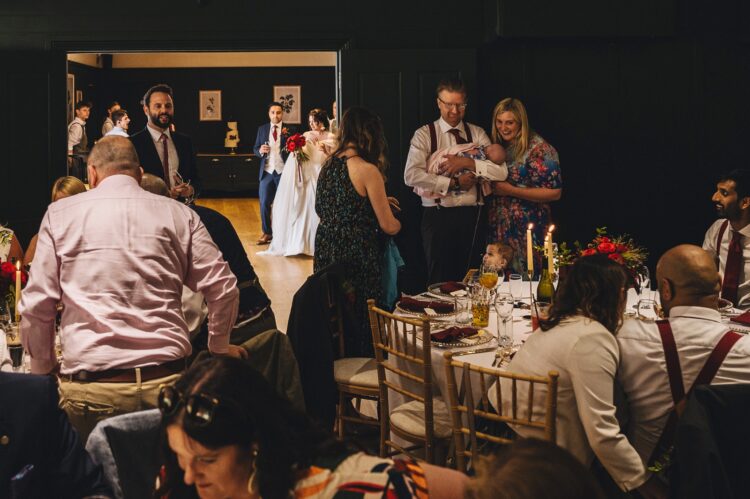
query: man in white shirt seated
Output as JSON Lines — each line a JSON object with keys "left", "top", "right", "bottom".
{"left": 617, "top": 244, "right": 750, "bottom": 467}
{"left": 702, "top": 169, "right": 750, "bottom": 309}
{"left": 104, "top": 108, "right": 130, "bottom": 137}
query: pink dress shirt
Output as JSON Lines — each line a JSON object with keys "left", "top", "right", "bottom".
{"left": 19, "top": 174, "right": 239, "bottom": 374}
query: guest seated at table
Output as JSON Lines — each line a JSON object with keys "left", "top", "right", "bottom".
{"left": 464, "top": 438, "right": 605, "bottom": 499}
{"left": 0, "top": 223, "right": 24, "bottom": 263}
{"left": 483, "top": 241, "right": 514, "bottom": 272}
{"left": 24, "top": 176, "right": 87, "bottom": 266}
{"left": 617, "top": 245, "right": 750, "bottom": 468}
{"left": 496, "top": 254, "right": 652, "bottom": 494}
{"left": 156, "top": 356, "right": 467, "bottom": 499}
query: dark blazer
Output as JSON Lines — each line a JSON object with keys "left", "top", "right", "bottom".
{"left": 130, "top": 126, "right": 201, "bottom": 196}
{"left": 0, "top": 373, "right": 112, "bottom": 498}
{"left": 252, "top": 122, "right": 295, "bottom": 180}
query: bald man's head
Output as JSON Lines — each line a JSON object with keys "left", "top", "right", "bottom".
{"left": 656, "top": 244, "right": 720, "bottom": 312}
{"left": 140, "top": 173, "right": 169, "bottom": 197}
{"left": 87, "top": 136, "right": 141, "bottom": 187}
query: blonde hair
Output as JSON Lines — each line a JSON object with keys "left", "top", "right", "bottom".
{"left": 491, "top": 98, "right": 532, "bottom": 159}
{"left": 51, "top": 176, "right": 86, "bottom": 201}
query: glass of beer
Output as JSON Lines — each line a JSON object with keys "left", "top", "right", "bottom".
{"left": 470, "top": 284, "right": 491, "bottom": 327}
{"left": 5, "top": 325, "right": 24, "bottom": 372}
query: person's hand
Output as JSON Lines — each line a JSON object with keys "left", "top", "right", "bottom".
{"left": 439, "top": 155, "right": 474, "bottom": 176}
{"left": 387, "top": 196, "right": 401, "bottom": 214}
{"left": 259, "top": 144, "right": 270, "bottom": 155}
{"left": 492, "top": 181, "right": 515, "bottom": 196}
{"left": 215, "top": 344, "right": 248, "bottom": 360}
{"left": 171, "top": 175, "right": 194, "bottom": 199}
{"left": 457, "top": 171, "right": 478, "bottom": 191}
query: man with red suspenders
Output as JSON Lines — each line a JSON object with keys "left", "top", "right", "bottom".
{"left": 617, "top": 245, "right": 750, "bottom": 472}
{"left": 404, "top": 78, "right": 508, "bottom": 284}
{"left": 702, "top": 169, "right": 750, "bottom": 310}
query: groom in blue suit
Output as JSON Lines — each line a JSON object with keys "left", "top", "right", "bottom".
{"left": 253, "top": 102, "right": 294, "bottom": 245}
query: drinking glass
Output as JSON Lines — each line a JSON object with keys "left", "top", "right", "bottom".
{"left": 531, "top": 301, "right": 551, "bottom": 331}
{"left": 470, "top": 284, "right": 490, "bottom": 328}
{"left": 479, "top": 262, "right": 501, "bottom": 291}
{"left": 638, "top": 267, "right": 651, "bottom": 300}
{"left": 454, "top": 296, "right": 472, "bottom": 325}
{"left": 5, "top": 324, "right": 24, "bottom": 372}
{"left": 495, "top": 292, "right": 514, "bottom": 346}
{"left": 509, "top": 274, "right": 523, "bottom": 301}
{"left": 636, "top": 298, "right": 662, "bottom": 322}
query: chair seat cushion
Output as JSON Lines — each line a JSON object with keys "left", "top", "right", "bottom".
{"left": 334, "top": 357, "right": 379, "bottom": 388}
{"left": 390, "top": 397, "right": 452, "bottom": 439}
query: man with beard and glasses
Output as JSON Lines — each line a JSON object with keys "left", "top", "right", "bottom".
{"left": 130, "top": 84, "right": 200, "bottom": 202}
{"left": 703, "top": 169, "right": 750, "bottom": 309}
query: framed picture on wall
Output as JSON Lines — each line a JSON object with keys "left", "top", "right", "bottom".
{"left": 199, "top": 90, "right": 222, "bottom": 121}
{"left": 66, "top": 74, "right": 75, "bottom": 123}
{"left": 75, "top": 90, "right": 82, "bottom": 103}
{"left": 273, "top": 85, "right": 301, "bottom": 124}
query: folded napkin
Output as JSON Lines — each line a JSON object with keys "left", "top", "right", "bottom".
{"left": 398, "top": 296, "right": 455, "bottom": 314}
{"left": 731, "top": 310, "right": 750, "bottom": 326}
{"left": 431, "top": 326, "right": 477, "bottom": 342}
{"left": 439, "top": 281, "right": 467, "bottom": 294}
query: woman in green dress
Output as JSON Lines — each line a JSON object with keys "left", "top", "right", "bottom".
{"left": 314, "top": 107, "right": 401, "bottom": 356}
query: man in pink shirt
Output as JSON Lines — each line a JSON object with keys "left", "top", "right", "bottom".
{"left": 19, "top": 136, "right": 244, "bottom": 440}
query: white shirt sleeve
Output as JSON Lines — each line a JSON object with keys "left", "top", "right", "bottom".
{"left": 702, "top": 220, "right": 722, "bottom": 259}
{"left": 403, "top": 126, "right": 451, "bottom": 196}
{"left": 67, "top": 122, "right": 83, "bottom": 152}
{"left": 471, "top": 126, "right": 508, "bottom": 181}
{"left": 568, "top": 329, "right": 648, "bottom": 491}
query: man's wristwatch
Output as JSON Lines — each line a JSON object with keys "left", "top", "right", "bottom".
{"left": 450, "top": 177, "right": 461, "bottom": 193}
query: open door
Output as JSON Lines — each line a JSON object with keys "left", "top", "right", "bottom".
{"left": 338, "top": 48, "right": 477, "bottom": 292}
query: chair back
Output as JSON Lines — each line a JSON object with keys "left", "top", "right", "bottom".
{"left": 368, "top": 299, "right": 438, "bottom": 461}
{"left": 462, "top": 268, "right": 477, "bottom": 284}
{"left": 443, "top": 350, "right": 559, "bottom": 472}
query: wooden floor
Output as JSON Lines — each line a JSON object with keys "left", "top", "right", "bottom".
{"left": 196, "top": 197, "right": 313, "bottom": 333}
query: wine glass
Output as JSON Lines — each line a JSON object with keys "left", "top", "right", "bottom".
{"left": 479, "top": 262, "right": 501, "bottom": 292}
{"left": 495, "top": 292, "right": 515, "bottom": 365}
{"left": 638, "top": 266, "right": 651, "bottom": 300}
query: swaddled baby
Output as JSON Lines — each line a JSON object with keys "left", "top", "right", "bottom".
{"left": 414, "top": 143, "right": 506, "bottom": 199}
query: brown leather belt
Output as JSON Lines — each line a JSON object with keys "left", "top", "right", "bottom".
{"left": 67, "top": 358, "right": 186, "bottom": 383}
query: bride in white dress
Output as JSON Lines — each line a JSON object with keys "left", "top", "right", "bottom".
{"left": 261, "top": 108, "right": 337, "bottom": 256}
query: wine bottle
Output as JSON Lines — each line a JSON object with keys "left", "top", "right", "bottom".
{"left": 537, "top": 254, "right": 555, "bottom": 303}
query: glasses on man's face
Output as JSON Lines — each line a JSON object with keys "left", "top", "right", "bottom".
{"left": 158, "top": 385, "right": 224, "bottom": 427}
{"left": 437, "top": 97, "right": 467, "bottom": 111}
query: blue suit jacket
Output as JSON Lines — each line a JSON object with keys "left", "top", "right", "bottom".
{"left": 0, "top": 373, "right": 112, "bottom": 498}
{"left": 253, "top": 123, "right": 295, "bottom": 180}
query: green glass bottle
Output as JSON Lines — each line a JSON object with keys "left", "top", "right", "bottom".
{"left": 537, "top": 254, "right": 555, "bottom": 303}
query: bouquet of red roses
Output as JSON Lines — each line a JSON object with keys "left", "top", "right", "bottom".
{"left": 1, "top": 261, "right": 28, "bottom": 317}
{"left": 283, "top": 133, "right": 309, "bottom": 164}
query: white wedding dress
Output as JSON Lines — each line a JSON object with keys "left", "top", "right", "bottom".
{"left": 261, "top": 131, "right": 336, "bottom": 256}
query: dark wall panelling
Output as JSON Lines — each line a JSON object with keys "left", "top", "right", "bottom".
{"left": 66, "top": 65, "right": 335, "bottom": 154}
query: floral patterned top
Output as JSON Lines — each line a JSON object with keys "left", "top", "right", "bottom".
{"left": 0, "top": 227, "right": 14, "bottom": 262}
{"left": 487, "top": 133, "right": 561, "bottom": 274}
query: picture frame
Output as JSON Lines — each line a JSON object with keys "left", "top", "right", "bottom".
{"left": 66, "top": 74, "right": 75, "bottom": 123}
{"left": 273, "top": 85, "right": 301, "bottom": 124}
{"left": 75, "top": 90, "right": 82, "bottom": 103}
{"left": 199, "top": 90, "right": 222, "bottom": 121}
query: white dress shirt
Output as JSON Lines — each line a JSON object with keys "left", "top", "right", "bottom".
{"left": 703, "top": 219, "right": 750, "bottom": 309}
{"left": 617, "top": 307, "right": 750, "bottom": 464}
{"left": 67, "top": 117, "right": 86, "bottom": 152}
{"left": 102, "top": 117, "right": 114, "bottom": 136}
{"left": 265, "top": 121, "right": 284, "bottom": 174}
{"left": 404, "top": 118, "right": 508, "bottom": 207}
{"left": 18, "top": 174, "right": 238, "bottom": 374}
{"left": 147, "top": 125, "right": 179, "bottom": 187}
{"left": 493, "top": 315, "right": 648, "bottom": 491}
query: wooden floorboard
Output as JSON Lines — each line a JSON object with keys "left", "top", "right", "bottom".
{"left": 196, "top": 197, "right": 313, "bottom": 333}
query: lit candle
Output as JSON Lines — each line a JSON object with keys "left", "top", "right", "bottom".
{"left": 547, "top": 225, "right": 556, "bottom": 275}
{"left": 15, "top": 260, "right": 21, "bottom": 323}
{"left": 526, "top": 223, "right": 534, "bottom": 274}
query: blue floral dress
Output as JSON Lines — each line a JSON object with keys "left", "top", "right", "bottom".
{"left": 487, "top": 134, "right": 561, "bottom": 275}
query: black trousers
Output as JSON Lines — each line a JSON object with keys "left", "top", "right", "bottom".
{"left": 421, "top": 205, "right": 480, "bottom": 285}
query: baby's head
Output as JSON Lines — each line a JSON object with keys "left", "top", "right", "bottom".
{"left": 484, "top": 242, "right": 514, "bottom": 269}
{"left": 484, "top": 143, "right": 506, "bottom": 164}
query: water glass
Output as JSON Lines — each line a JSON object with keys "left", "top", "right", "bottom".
{"left": 454, "top": 296, "right": 472, "bottom": 324}
{"left": 508, "top": 273, "right": 523, "bottom": 300}
{"left": 470, "top": 284, "right": 491, "bottom": 328}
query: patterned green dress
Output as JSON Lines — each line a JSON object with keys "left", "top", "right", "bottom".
{"left": 314, "top": 155, "right": 383, "bottom": 357}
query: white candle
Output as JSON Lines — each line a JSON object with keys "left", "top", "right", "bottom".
{"left": 526, "top": 223, "right": 534, "bottom": 274}
{"left": 15, "top": 260, "right": 21, "bottom": 323}
{"left": 547, "top": 225, "right": 556, "bottom": 275}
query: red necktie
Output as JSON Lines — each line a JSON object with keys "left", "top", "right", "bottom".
{"left": 448, "top": 128, "right": 468, "bottom": 144}
{"left": 722, "top": 230, "right": 743, "bottom": 305}
{"left": 272, "top": 125, "right": 278, "bottom": 141}
{"left": 159, "top": 134, "right": 170, "bottom": 185}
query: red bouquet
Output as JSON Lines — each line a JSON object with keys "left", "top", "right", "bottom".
{"left": 283, "top": 133, "right": 309, "bottom": 163}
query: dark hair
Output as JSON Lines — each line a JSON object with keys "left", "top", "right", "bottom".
{"left": 542, "top": 253, "right": 628, "bottom": 333}
{"left": 330, "top": 106, "right": 388, "bottom": 174}
{"left": 268, "top": 101, "right": 283, "bottom": 112}
{"left": 718, "top": 169, "right": 750, "bottom": 200}
{"left": 156, "top": 357, "right": 345, "bottom": 499}
{"left": 111, "top": 109, "right": 128, "bottom": 125}
{"left": 74, "top": 100, "right": 91, "bottom": 111}
{"left": 308, "top": 108, "right": 328, "bottom": 129}
{"left": 436, "top": 77, "right": 466, "bottom": 97}
{"left": 465, "top": 439, "right": 606, "bottom": 499}
{"left": 142, "top": 84, "right": 173, "bottom": 107}
{"left": 107, "top": 101, "right": 120, "bottom": 112}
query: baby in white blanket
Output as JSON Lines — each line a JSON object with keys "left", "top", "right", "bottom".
{"left": 415, "top": 143, "right": 506, "bottom": 199}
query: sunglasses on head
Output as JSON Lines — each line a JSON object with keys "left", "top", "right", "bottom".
{"left": 158, "top": 385, "right": 242, "bottom": 427}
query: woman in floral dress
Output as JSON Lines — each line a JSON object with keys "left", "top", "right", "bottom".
{"left": 488, "top": 98, "right": 562, "bottom": 275}
{"left": 314, "top": 107, "right": 401, "bottom": 357}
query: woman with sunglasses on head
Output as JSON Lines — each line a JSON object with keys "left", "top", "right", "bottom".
{"left": 156, "top": 357, "right": 465, "bottom": 499}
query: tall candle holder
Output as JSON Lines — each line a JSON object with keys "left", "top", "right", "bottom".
{"left": 527, "top": 268, "right": 534, "bottom": 304}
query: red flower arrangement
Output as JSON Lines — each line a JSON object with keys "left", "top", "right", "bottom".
{"left": 1, "top": 260, "right": 28, "bottom": 317}
{"left": 283, "top": 133, "right": 309, "bottom": 163}
{"left": 557, "top": 227, "right": 648, "bottom": 290}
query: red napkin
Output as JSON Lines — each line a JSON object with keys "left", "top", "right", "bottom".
{"left": 398, "top": 296, "right": 454, "bottom": 314}
{"left": 431, "top": 326, "right": 477, "bottom": 342}
{"left": 439, "top": 281, "right": 467, "bottom": 294}
{"left": 731, "top": 310, "right": 750, "bottom": 326}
